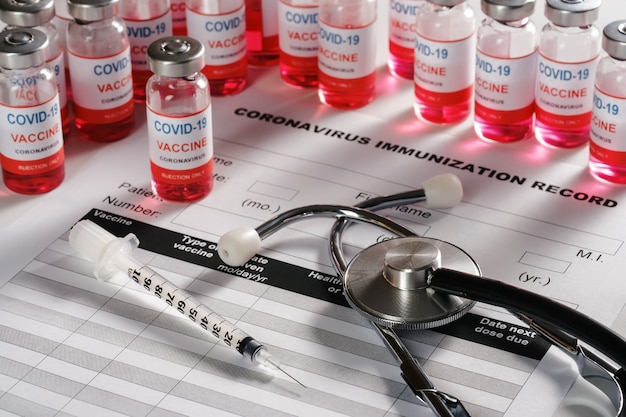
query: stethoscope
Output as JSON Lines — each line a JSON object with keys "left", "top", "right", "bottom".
{"left": 217, "top": 174, "right": 626, "bottom": 417}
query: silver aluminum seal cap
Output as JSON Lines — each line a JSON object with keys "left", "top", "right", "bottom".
{"left": 426, "top": 0, "right": 466, "bottom": 7}
{"left": 148, "top": 36, "right": 205, "bottom": 77}
{"left": 481, "top": 0, "right": 535, "bottom": 21}
{"left": 67, "top": 0, "right": 118, "bottom": 21}
{"left": 544, "top": 0, "right": 600, "bottom": 27}
{"left": 0, "top": 0, "right": 55, "bottom": 27}
{"left": 602, "top": 20, "right": 626, "bottom": 60}
{"left": 0, "top": 27, "right": 48, "bottom": 69}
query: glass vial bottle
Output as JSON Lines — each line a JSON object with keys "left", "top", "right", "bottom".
{"left": 534, "top": 0, "right": 601, "bottom": 148}
{"left": 146, "top": 36, "right": 213, "bottom": 201}
{"left": 0, "top": 0, "right": 70, "bottom": 136}
{"left": 170, "top": 0, "right": 187, "bottom": 35}
{"left": 589, "top": 20, "right": 626, "bottom": 184}
{"left": 318, "top": 0, "right": 377, "bottom": 109}
{"left": 186, "top": 0, "right": 247, "bottom": 96}
{"left": 53, "top": 0, "right": 72, "bottom": 98}
{"left": 0, "top": 28, "right": 65, "bottom": 194}
{"left": 245, "top": 0, "right": 279, "bottom": 66}
{"left": 414, "top": 0, "right": 476, "bottom": 124}
{"left": 388, "top": 0, "right": 423, "bottom": 79}
{"left": 278, "top": 0, "right": 319, "bottom": 88}
{"left": 66, "top": 0, "right": 134, "bottom": 142}
{"left": 119, "top": 0, "right": 173, "bottom": 102}
{"left": 474, "top": 0, "right": 537, "bottom": 143}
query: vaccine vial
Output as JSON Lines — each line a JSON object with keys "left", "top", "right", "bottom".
{"left": 278, "top": 0, "right": 319, "bottom": 88}
{"left": 66, "top": 0, "right": 134, "bottom": 142}
{"left": 414, "top": 0, "right": 476, "bottom": 124}
{"left": 245, "top": 0, "right": 279, "bottom": 66}
{"left": 318, "top": 0, "right": 377, "bottom": 109}
{"left": 474, "top": 0, "right": 537, "bottom": 143}
{"left": 0, "top": 0, "right": 70, "bottom": 137}
{"left": 388, "top": 0, "right": 423, "bottom": 79}
{"left": 146, "top": 36, "right": 213, "bottom": 201}
{"left": 171, "top": 0, "right": 187, "bottom": 35}
{"left": 589, "top": 21, "right": 626, "bottom": 184}
{"left": 52, "top": 0, "right": 72, "bottom": 97}
{"left": 119, "top": 0, "right": 173, "bottom": 102}
{"left": 534, "top": 0, "right": 601, "bottom": 148}
{"left": 0, "top": 28, "right": 65, "bottom": 194}
{"left": 186, "top": 0, "right": 247, "bottom": 96}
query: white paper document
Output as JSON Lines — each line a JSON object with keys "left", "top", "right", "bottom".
{"left": 1, "top": 2, "right": 626, "bottom": 415}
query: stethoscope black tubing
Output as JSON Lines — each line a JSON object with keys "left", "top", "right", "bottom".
{"left": 430, "top": 267, "right": 626, "bottom": 371}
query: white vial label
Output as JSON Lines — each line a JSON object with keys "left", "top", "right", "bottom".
{"left": 68, "top": 47, "right": 133, "bottom": 110}
{"left": 535, "top": 55, "right": 598, "bottom": 116}
{"left": 0, "top": 96, "right": 63, "bottom": 167}
{"left": 389, "top": 0, "right": 419, "bottom": 50}
{"left": 126, "top": 11, "right": 173, "bottom": 71}
{"left": 475, "top": 51, "right": 537, "bottom": 111}
{"left": 262, "top": 0, "right": 278, "bottom": 36}
{"left": 48, "top": 50, "right": 67, "bottom": 109}
{"left": 186, "top": 6, "right": 247, "bottom": 66}
{"left": 147, "top": 106, "right": 213, "bottom": 172}
{"left": 414, "top": 34, "right": 476, "bottom": 93}
{"left": 590, "top": 88, "right": 626, "bottom": 152}
{"left": 318, "top": 23, "right": 376, "bottom": 79}
{"left": 278, "top": 2, "right": 318, "bottom": 58}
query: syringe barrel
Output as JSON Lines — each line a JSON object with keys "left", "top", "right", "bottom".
{"left": 70, "top": 220, "right": 255, "bottom": 360}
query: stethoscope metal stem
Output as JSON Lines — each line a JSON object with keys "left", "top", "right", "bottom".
{"left": 253, "top": 204, "right": 416, "bottom": 243}
{"left": 374, "top": 324, "right": 470, "bottom": 417}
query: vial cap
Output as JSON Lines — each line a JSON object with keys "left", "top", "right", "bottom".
{"left": 481, "top": 0, "right": 535, "bottom": 21}
{"left": 602, "top": 20, "right": 626, "bottom": 60}
{"left": 0, "top": 27, "right": 48, "bottom": 69}
{"left": 67, "top": 0, "right": 119, "bottom": 21}
{"left": 0, "top": 0, "right": 55, "bottom": 27}
{"left": 147, "top": 36, "right": 205, "bottom": 77}
{"left": 544, "top": 0, "right": 600, "bottom": 27}
{"left": 426, "top": 0, "right": 466, "bottom": 6}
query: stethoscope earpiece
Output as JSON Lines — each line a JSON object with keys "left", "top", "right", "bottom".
{"left": 218, "top": 226, "right": 261, "bottom": 267}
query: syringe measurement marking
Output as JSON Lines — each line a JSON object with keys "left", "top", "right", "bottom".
{"left": 129, "top": 266, "right": 249, "bottom": 353}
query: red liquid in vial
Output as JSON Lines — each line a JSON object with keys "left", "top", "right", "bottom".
{"left": 414, "top": 85, "right": 473, "bottom": 124}
{"left": 388, "top": 41, "right": 413, "bottom": 80}
{"left": 535, "top": 117, "right": 591, "bottom": 148}
{"left": 2, "top": 153, "right": 65, "bottom": 194}
{"left": 73, "top": 102, "right": 135, "bottom": 142}
{"left": 201, "top": 60, "right": 247, "bottom": 96}
{"left": 474, "top": 102, "right": 535, "bottom": 143}
{"left": 132, "top": 69, "right": 153, "bottom": 102}
{"left": 246, "top": 0, "right": 279, "bottom": 66}
{"left": 280, "top": 52, "right": 317, "bottom": 87}
{"left": 475, "top": 114, "right": 534, "bottom": 143}
{"left": 319, "top": 72, "right": 376, "bottom": 109}
{"left": 151, "top": 159, "right": 214, "bottom": 202}
{"left": 60, "top": 104, "right": 71, "bottom": 136}
{"left": 589, "top": 150, "right": 626, "bottom": 184}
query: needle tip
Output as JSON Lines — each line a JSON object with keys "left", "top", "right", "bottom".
{"left": 279, "top": 366, "right": 306, "bottom": 388}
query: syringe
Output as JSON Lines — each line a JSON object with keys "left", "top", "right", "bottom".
{"left": 69, "top": 219, "right": 305, "bottom": 387}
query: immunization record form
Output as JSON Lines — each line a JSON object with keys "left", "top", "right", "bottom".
{"left": 1, "top": 1, "right": 626, "bottom": 416}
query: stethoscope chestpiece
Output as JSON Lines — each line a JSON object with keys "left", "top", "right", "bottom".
{"left": 343, "top": 236, "right": 479, "bottom": 330}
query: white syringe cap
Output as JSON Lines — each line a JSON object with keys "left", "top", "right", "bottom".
{"left": 69, "top": 219, "right": 139, "bottom": 280}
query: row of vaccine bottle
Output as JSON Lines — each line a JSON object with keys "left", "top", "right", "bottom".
{"left": 404, "top": 0, "right": 602, "bottom": 147}
{"left": 86, "top": 0, "right": 284, "bottom": 98}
